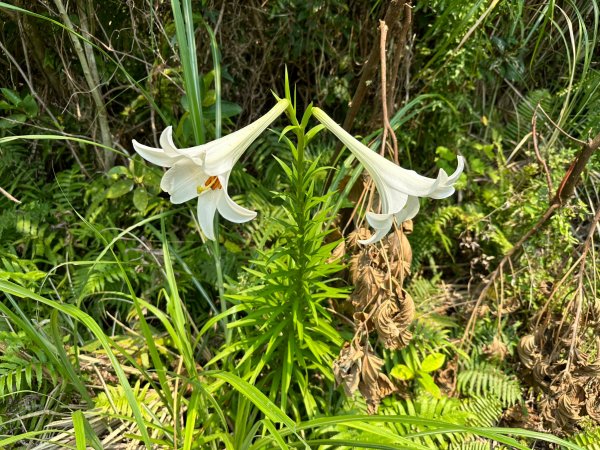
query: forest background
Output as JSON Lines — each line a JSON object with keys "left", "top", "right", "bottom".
{"left": 1, "top": 0, "right": 600, "bottom": 449}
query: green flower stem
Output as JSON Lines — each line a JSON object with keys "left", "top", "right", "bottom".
{"left": 293, "top": 128, "right": 307, "bottom": 331}
{"left": 211, "top": 237, "right": 229, "bottom": 344}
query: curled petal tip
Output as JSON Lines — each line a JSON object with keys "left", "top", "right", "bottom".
{"left": 132, "top": 138, "right": 180, "bottom": 167}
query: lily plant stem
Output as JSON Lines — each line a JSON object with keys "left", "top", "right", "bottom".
{"left": 212, "top": 237, "right": 229, "bottom": 345}
{"left": 289, "top": 104, "right": 310, "bottom": 345}
{"left": 294, "top": 130, "right": 307, "bottom": 318}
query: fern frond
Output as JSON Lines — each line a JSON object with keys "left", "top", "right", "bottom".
{"left": 457, "top": 362, "right": 522, "bottom": 407}
{"left": 450, "top": 439, "right": 508, "bottom": 450}
{"left": 503, "top": 89, "right": 553, "bottom": 144}
{"left": 383, "top": 394, "right": 472, "bottom": 448}
{"left": 0, "top": 332, "right": 58, "bottom": 399}
{"left": 461, "top": 396, "right": 504, "bottom": 427}
{"left": 570, "top": 428, "right": 600, "bottom": 450}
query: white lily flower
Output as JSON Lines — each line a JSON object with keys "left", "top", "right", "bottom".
{"left": 132, "top": 98, "right": 289, "bottom": 240}
{"left": 312, "top": 107, "right": 464, "bottom": 245}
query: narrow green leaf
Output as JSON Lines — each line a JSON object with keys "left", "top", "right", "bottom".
{"left": 206, "top": 370, "right": 296, "bottom": 431}
{"left": 72, "top": 410, "right": 87, "bottom": 450}
{"left": 417, "top": 372, "right": 442, "bottom": 399}
{"left": 0, "top": 280, "right": 153, "bottom": 448}
{"left": 261, "top": 419, "right": 289, "bottom": 450}
{"left": 1, "top": 87, "right": 20, "bottom": 105}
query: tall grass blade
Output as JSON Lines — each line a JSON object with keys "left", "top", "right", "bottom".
{"left": 171, "top": 0, "right": 205, "bottom": 144}
{"left": 0, "top": 280, "right": 154, "bottom": 449}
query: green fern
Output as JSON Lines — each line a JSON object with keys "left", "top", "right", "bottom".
{"left": 461, "top": 396, "right": 504, "bottom": 427}
{"left": 382, "top": 393, "right": 505, "bottom": 448}
{"left": 450, "top": 439, "right": 508, "bottom": 450}
{"left": 71, "top": 260, "right": 125, "bottom": 299}
{"left": 0, "top": 332, "right": 58, "bottom": 398}
{"left": 457, "top": 362, "right": 522, "bottom": 408}
{"left": 570, "top": 428, "right": 600, "bottom": 450}
{"left": 382, "top": 394, "right": 473, "bottom": 448}
{"left": 410, "top": 205, "right": 473, "bottom": 264}
{"left": 503, "top": 89, "right": 553, "bottom": 144}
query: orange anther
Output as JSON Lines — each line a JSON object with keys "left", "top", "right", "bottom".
{"left": 204, "top": 176, "right": 222, "bottom": 190}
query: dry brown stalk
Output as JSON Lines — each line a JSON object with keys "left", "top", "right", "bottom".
{"left": 341, "top": 0, "right": 404, "bottom": 134}
{"left": 325, "top": 0, "right": 405, "bottom": 189}
{"left": 333, "top": 223, "right": 414, "bottom": 413}
{"left": 378, "top": 20, "right": 399, "bottom": 163}
{"left": 564, "top": 204, "right": 600, "bottom": 373}
{"left": 0, "top": 186, "right": 21, "bottom": 204}
{"left": 387, "top": 2, "right": 412, "bottom": 113}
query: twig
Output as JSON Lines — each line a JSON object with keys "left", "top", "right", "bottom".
{"left": 564, "top": 204, "right": 600, "bottom": 373}
{"left": 0, "top": 38, "right": 90, "bottom": 178}
{"left": 0, "top": 187, "right": 21, "bottom": 204}
{"left": 342, "top": 1, "right": 403, "bottom": 134}
{"left": 503, "top": 78, "right": 587, "bottom": 147}
{"left": 554, "top": 132, "right": 600, "bottom": 204}
{"left": 325, "top": 0, "right": 404, "bottom": 186}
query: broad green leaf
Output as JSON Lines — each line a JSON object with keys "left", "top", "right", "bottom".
{"left": 133, "top": 187, "right": 148, "bottom": 212}
{"left": 390, "top": 364, "right": 415, "bottom": 381}
{"left": 0, "top": 113, "right": 26, "bottom": 129}
{"left": 421, "top": 353, "right": 446, "bottom": 373}
{"left": 203, "top": 101, "right": 241, "bottom": 119}
{"left": 22, "top": 95, "right": 38, "bottom": 117}
{"left": 107, "top": 165, "right": 131, "bottom": 178}
{"left": 105, "top": 179, "right": 134, "bottom": 199}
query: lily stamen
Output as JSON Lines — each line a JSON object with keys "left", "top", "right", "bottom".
{"left": 197, "top": 176, "right": 222, "bottom": 194}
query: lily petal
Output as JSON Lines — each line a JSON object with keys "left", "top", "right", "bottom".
{"left": 360, "top": 196, "right": 421, "bottom": 245}
{"left": 215, "top": 173, "right": 256, "bottom": 223}
{"left": 361, "top": 212, "right": 394, "bottom": 245}
{"left": 313, "top": 108, "right": 462, "bottom": 198}
{"left": 395, "top": 195, "right": 421, "bottom": 222}
{"left": 312, "top": 107, "right": 464, "bottom": 244}
{"left": 161, "top": 160, "right": 207, "bottom": 204}
{"left": 203, "top": 99, "right": 290, "bottom": 175}
{"left": 158, "top": 127, "right": 183, "bottom": 158}
{"left": 132, "top": 131, "right": 181, "bottom": 167}
{"left": 131, "top": 100, "right": 289, "bottom": 242}
{"left": 197, "top": 190, "right": 220, "bottom": 241}
{"left": 429, "top": 156, "right": 465, "bottom": 199}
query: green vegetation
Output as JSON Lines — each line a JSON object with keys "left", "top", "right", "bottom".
{"left": 1, "top": 0, "right": 599, "bottom": 448}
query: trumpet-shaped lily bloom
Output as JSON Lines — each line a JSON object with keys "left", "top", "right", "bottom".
{"left": 132, "top": 98, "right": 289, "bottom": 240}
{"left": 313, "top": 107, "right": 464, "bottom": 245}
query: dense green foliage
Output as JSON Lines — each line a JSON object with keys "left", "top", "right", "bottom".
{"left": 1, "top": 0, "right": 599, "bottom": 448}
